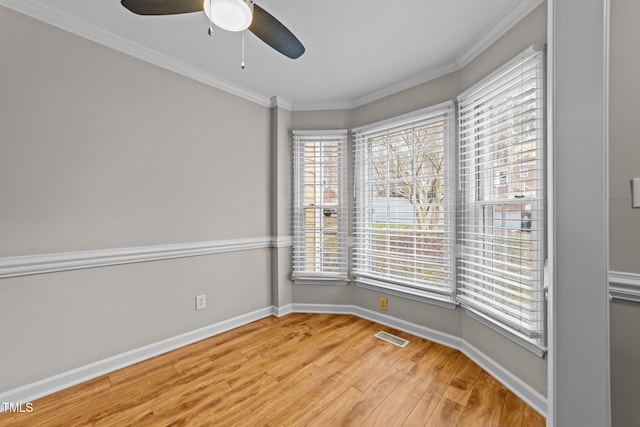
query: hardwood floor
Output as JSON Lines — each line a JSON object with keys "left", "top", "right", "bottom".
{"left": 0, "top": 313, "right": 546, "bottom": 426}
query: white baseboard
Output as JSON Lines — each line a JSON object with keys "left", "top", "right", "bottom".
{"left": 272, "top": 304, "right": 293, "bottom": 317}
{"left": 291, "top": 303, "right": 547, "bottom": 418}
{"left": 292, "top": 303, "right": 356, "bottom": 315}
{"left": 0, "top": 306, "right": 274, "bottom": 409}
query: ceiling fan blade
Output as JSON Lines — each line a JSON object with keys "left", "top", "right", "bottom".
{"left": 249, "top": 4, "right": 305, "bottom": 59}
{"left": 121, "top": 0, "right": 203, "bottom": 15}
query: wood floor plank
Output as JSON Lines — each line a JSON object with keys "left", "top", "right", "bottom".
{"left": 402, "top": 391, "right": 442, "bottom": 427}
{"left": 498, "top": 389, "right": 525, "bottom": 426}
{"left": 109, "top": 359, "right": 180, "bottom": 389}
{"left": 266, "top": 373, "right": 353, "bottom": 425}
{"left": 424, "top": 346, "right": 466, "bottom": 397}
{"left": 304, "top": 386, "right": 363, "bottom": 427}
{"left": 151, "top": 376, "right": 231, "bottom": 416}
{"left": 247, "top": 352, "right": 357, "bottom": 425}
{"left": 426, "top": 397, "right": 466, "bottom": 426}
{"left": 361, "top": 341, "right": 448, "bottom": 427}
{"left": 456, "top": 371, "right": 505, "bottom": 427}
{"left": 192, "top": 373, "right": 280, "bottom": 426}
{"left": 326, "top": 355, "right": 416, "bottom": 426}
{"left": 443, "top": 356, "right": 485, "bottom": 406}
{"left": 0, "top": 314, "right": 546, "bottom": 427}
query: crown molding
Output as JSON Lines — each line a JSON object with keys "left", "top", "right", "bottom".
{"left": 351, "top": 61, "right": 461, "bottom": 109}
{"left": 270, "top": 96, "right": 293, "bottom": 111}
{"left": 291, "top": 100, "right": 355, "bottom": 112}
{"left": 456, "top": 0, "right": 544, "bottom": 68}
{"left": 0, "top": 0, "right": 272, "bottom": 108}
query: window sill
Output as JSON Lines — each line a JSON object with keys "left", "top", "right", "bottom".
{"left": 293, "top": 275, "right": 349, "bottom": 286}
{"left": 355, "top": 277, "right": 458, "bottom": 310}
{"left": 462, "top": 306, "right": 547, "bottom": 358}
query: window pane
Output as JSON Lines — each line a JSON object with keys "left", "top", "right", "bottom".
{"left": 457, "top": 47, "right": 545, "bottom": 342}
{"left": 354, "top": 105, "right": 455, "bottom": 296}
{"left": 293, "top": 131, "right": 348, "bottom": 281}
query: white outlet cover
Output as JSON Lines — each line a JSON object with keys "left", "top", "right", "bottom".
{"left": 196, "top": 294, "right": 206, "bottom": 310}
{"left": 633, "top": 178, "right": 640, "bottom": 208}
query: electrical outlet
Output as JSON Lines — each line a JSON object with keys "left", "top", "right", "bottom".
{"left": 378, "top": 297, "right": 388, "bottom": 311}
{"left": 195, "top": 294, "right": 206, "bottom": 311}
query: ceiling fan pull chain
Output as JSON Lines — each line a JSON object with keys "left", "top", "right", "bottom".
{"left": 241, "top": 31, "right": 246, "bottom": 69}
{"left": 207, "top": 0, "right": 213, "bottom": 37}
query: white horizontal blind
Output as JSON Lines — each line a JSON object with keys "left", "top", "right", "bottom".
{"left": 353, "top": 104, "right": 455, "bottom": 297}
{"left": 292, "top": 130, "right": 348, "bottom": 282}
{"left": 457, "top": 46, "right": 545, "bottom": 341}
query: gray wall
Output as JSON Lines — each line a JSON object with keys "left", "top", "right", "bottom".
{"left": 609, "top": 0, "right": 640, "bottom": 274}
{"left": 291, "top": 2, "right": 548, "bottom": 397}
{"left": 610, "top": 300, "right": 640, "bottom": 427}
{"left": 0, "top": 6, "right": 272, "bottom": 391}
{"left": 609, "top": 1, "right": 640, "bottom": 426}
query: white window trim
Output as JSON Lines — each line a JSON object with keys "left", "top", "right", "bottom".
{"left": 457, "top": 45, "right": 546, "bottom": 354}
{"left": 352, "top": 101, "right": 457, "bottom": 305}
{"left": 292, "top": 129, "right": 349, "bottom": 285}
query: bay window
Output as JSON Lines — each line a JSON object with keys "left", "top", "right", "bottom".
{"left": 291, "top": 46, "right": 546, "bottom": 353}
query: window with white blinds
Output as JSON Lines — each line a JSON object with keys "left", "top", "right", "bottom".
{"left": 457, "top": 46, "right": 545, "bottom": 346}
{"left": 353, "top": 103, "right": 456, "bottom": 301}
{"left": 292, "top": 130, "right": 348, "bottom": 283}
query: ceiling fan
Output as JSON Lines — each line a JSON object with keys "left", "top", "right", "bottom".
{"left": 120, "top": 0, "right": 305, "bottom": 59}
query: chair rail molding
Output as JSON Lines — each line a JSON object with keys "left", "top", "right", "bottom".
{"left": 609, "top": 270, "right": 640, "bottom": 303}
{"left": 0, "top": 237, "right": 285, "bottom": 279}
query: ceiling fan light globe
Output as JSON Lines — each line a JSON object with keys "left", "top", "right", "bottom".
{"left": 204, "top": 0, "right": 253, "bottom": 32}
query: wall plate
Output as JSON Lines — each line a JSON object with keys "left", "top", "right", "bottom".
{"left": 195, "top": 294, "right": 206, "bottom": 311}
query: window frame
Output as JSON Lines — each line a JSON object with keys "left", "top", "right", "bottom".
{"left": 456, "top": 45, "right": 546, "bottom": 354}
{"left": 352, "top": 102, "right": 457, "bottom": 308}
{"left": 292, "top": 130, "right": 349, "bottom": 285}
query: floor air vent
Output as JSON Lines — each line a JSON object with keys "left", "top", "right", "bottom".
{"left": 374, "top": 331, "right": 409, "bottom": 348}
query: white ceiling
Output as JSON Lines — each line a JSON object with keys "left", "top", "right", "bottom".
{"left": 1, "top": 0, "right": 542, "bottom": 109}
